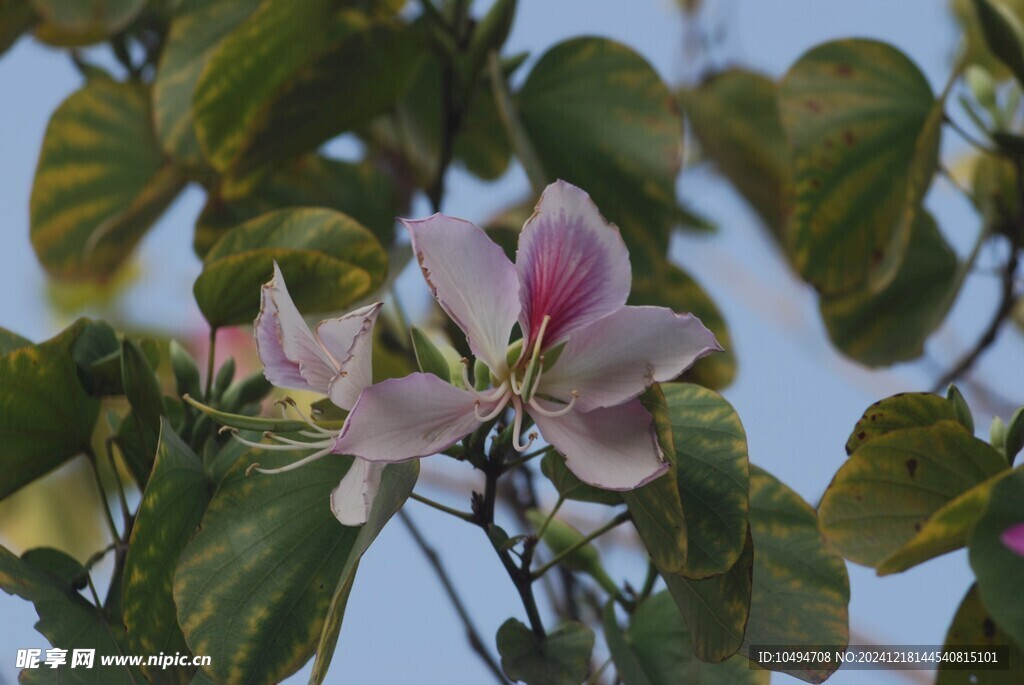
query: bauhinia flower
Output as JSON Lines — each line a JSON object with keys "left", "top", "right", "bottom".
{"left": 241, "top": 262, "right": 383, "bottom": 526}
{"left": 334, "top": 180, "right": 722, "bottom": 490}
{"left": 1003, "top": 523, "right": 1024, "bottom": 558}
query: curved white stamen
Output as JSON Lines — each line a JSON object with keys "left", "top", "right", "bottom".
{"left": 528, "top": 391, "right": 578, "bottom": 418}
{"left": 279, "top": 398, "right": 336, "bottom": 437}
{"left": 474, "top": 390, "right": 511, "bottom": 421}
{"left": 263, "top": 432, "right": 335, "bottom": 450}
{"left": 229, "top": 432, "right": 311, "bottom": 451}
{"left": 458, "top": 357, "right": 509, "bottom": 401}
{"left": 510, "top": 396, "right": 536, "bottom": 452}
{"left": 250, "top": 446, "right": 333, "bottom": 475}
{"left": 508, "top": 369, "right": 521, "bottom": 396}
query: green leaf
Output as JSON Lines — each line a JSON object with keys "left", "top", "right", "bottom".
{"left": 969, "top": 468, "right": 1024, "bottom": 648}
{"left": 29, "top": 0, "right": 145, "bottom": 46}
{"left": 170, "top": 340, "right": 202, "bottom": 400}
{"left": 124, "top": 422, "right": 211, "bottom": 685}
{"left": 517, "top": 37, "right": 684, "bottom": 271}
{"left": 309, "top": 461, "right": 418, "bottom": 684}
{"left": 623, "top": 386, "right": 688, "bottom": 574}
{"left": 21, "top": 547, "right": 88, "bottom": 591}
{"left": 973, "top": 154, "right": 1022, "bottom": 241}
{"left": 947, "top": 384, "right": 976, "bottom": 435}
{"left": 0, "top": 326, "right": 31, "bottom": 355}
{"left": 973, "top": 0, "right": 1024, "bottom": 88}
{"left": 779, "top": 39, "right": 940, "bottom": 296}
{"left": 819, "top": 211, "right": 958, "bottom": 366}
{"left": 1005, "top": 406, "right": 1024, "bottom": 463}
{"left": 629, "top": 263, "right": 735, "bottom": 390}
{"left": 0, "top": 320, "right": 99, "bottom": 501}
{"left": 410, "top": 326, "right": 452, "bottom": 382}
{"left": 820, "top": 420, "right": 1007, "bottom": 567}
{"left": 678, "top": 69, "right": 789, "bottom": 238}
{"left": 877, "top": 466, "right": 1022, "bottom": 575}
{"left": 71, "top": 320, "right": 123, "bottom": 396}
{"left": 193, "top": 207, "right": 387, "bottom": 327}
{"left": 0, "top": 544, "right": 142, "bottom": 684}
{"left": 119, "top": 338, "right": 165, "bottom": 485}
{"left": 661, "top": 532, "right": 753, "bottom": 663}
{"left": 175, "top": 449, "right": 358, "bottom": 683}
{"left": 0, "top": 0, "right": 34, "bottom": 56}
{"left": 937, "top": 584, "right": 1024, "bottom": 684}
{"left": 607, "top": 593, "right": 769, "bottom": 685}
{"left": 741, "top": 465, "right": 850, "bottom": 684}
{"left": 194, "top": 155, "right": 400, "bottom": 257}
{"left": 541, "top": 451, "right": 623, "bottom": 506}
{"left": 153, "top": 0, "right": 263, "bottom": 168}
{"left": 194, "top": 4, "right": 419, "bottom": 177}
{"left": 496, "top": 619, "right": 595, "bottom": 685}
{"left": 30, "top": 78, "right": 184, "bottom": 281}
{"left": 844, "top": 391, "right": 967, "bottom": 455}
{"left": 663, "top": 383, "right": 749, "bottom": 579}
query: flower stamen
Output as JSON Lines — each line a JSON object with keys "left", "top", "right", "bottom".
{"left": 459, "top": 358, "right": 509, "bottom": 401}
{"left": 249, "top": 445, "right": 334, "bottom": 475}
{"left": 277, "top": 397, "right": 336, "bottom": 437}
{"left": 528, "top": 390, "right": 578, "bottom": 418}
{"left": 474, "top": 389, "right": 511, "bottom": 421}
{"left": 510, "top": 396, "right": 537, "bottom": 452}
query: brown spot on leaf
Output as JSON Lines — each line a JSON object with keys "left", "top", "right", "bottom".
{"left": 857, "top": 431, "right": 867, "bottom": 441}
{"left": 805, "top": 99, "right": 823, "bottom": 113}
{"left": 906, "top": 458, "right": 918, "bottom": 478}
{"left": 914, "top": 522, "right": 922, "bottom": 532}
{"left": 871, "top": 248, "right": 884, "bottom": 266}
{"left": 870, "top": 414, "right": 878, "bottom": 422}
{"left": 810, "top": 178, "right": 822, "bottom": 190}
{"left": 843, "top": 130, "right": 856, "bottom": 146}
{"left": 837, "top": 64, "right": 853, "bottom": 77}
{"left": 983, "top": 617, "right": 996, "bottom": 638}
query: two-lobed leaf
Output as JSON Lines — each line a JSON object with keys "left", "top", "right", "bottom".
{"left": 193, "top": 208, "right": 387, "bottom": 327}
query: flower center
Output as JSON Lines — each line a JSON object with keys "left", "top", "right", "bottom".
{"left": 461, "top": 314, "right": 579, "bottom": 453}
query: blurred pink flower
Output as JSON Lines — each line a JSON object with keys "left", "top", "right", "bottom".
{"left": 1002, "top": 523, "right": 1024, "bottom": 557}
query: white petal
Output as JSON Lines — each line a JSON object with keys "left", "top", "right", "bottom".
{"left": 333, "top": 372, "right": 491, "bottom": 462}
{"left": 319, "top": 302, "right": 382, "bottom": 411}
{"left": 254, "top": 262, "right": 337, "bottom": 394}
{"left": 538, "top": 306, "right": 722, "bottom": 412}
{"left": 330, "top": 457, "right": 385, "bottom": 527}
{"left": 532, "top": 400, "right": 667, "bottom": 491}
{"left": 403, "top": 215, "right": 520, "bottom": 374}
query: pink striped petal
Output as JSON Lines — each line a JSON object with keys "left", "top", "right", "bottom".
{"left": 538, "top": 306, "right": 722, "bottom": 412}
{"left": 517, "top": 181, "right": 631, "bottom": 350}
{"left": 320, "top": 302, "right": 382, "bottom": 411}
{"left": 330, "top": 457, "right": 385, "bottom": 527}
{"left": 254, "top": 262, "right": 337, "bottom": 394}
{"left": 1002, "top": 523, "right": 1024, "bottom": 557}
{"left": 404, "top": 215, "right": 520, "bottom": 374}
{"left": 532, "top": 399, "right": 668, "bottom": 491}
{"left": 333, "top": 372, "right": 491, "bottom": 462}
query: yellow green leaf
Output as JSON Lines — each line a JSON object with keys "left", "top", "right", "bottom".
{"left": 30, "top": 78, "right": 185, "bottom": 281}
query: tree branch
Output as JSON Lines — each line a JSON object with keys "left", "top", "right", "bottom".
{"left": 398, "top": 509, "right": 508, "bottom": 684}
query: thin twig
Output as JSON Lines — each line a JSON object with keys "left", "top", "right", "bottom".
{"left": 86, "top": 449, "right": 121, "bottom": 546}
{"left": 104, "top": 437, "right": 132, "bottom": 528}
{"left": 410, "top": 491, "right": 476, "bottom": 522}
{"left": 204, "top": 326, "right": 218, "bottom": 401}
{"left": 531, "top": 512, "right": 631, "bottom": 582}
{"left": 933, "top": 157, "right": 1023, "bottom": 391}
{"left": 398, "top": 510, "right": 508, "bottom": 684}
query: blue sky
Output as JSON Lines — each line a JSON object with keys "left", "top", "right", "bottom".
{"left": 2, "top": 1, "right": 1022, "bottom": 684}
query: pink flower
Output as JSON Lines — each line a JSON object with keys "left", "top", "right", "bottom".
{"left": 1002, "top": 523, "right": 1024, "bottom": 557}
{"left": 334, "top": 181, "right": 721, "bottom": 491}
{"left": 249, "top": 262, "right": 383, "bottom": 526}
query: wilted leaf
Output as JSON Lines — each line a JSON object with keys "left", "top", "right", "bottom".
{"left": 844, "top": 391, "right": 968, "bottom": 455}
{"left": 679, "top": 69, "right": 789, "bottom": 237}
{"left": 30, "top": 0, "right": 145, "bottom": 46}
{"left": 820, "top": 421, "right": 1007, "bottom": 567}
{"left": 780, "top": 39, "right": 940, "bottom": 296}
{"left": 820, "top": 211, "right": 958, "bottom": 366}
